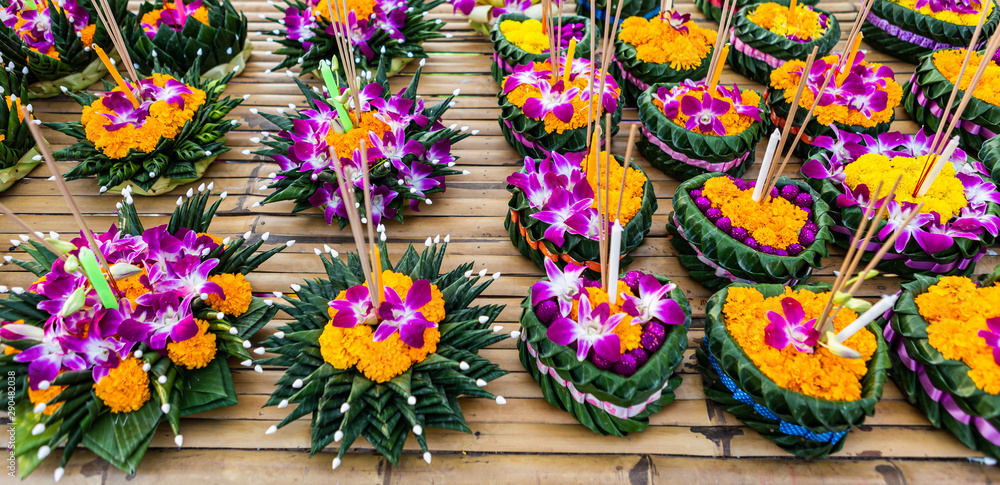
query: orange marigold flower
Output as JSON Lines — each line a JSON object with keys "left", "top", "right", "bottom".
{"left": 206, "top": 273, "right": 254, "bottom": 316}
{"left": 79, "top": 24, "right": 96, "bottom": 47}
{"left": 167, "top": 319, "right": 217, "bottom": 369}
{"left": 315, "top": 0, "right": 377, "bottom": 23}
{"left": 326, "top": 110, "right": 391, "bottom": 160}
{"left": 581, "top": 151, "right": 647, "bottom": 225}
{"left": 933, "top": 49, "right": 1000, "bottom": 106}
{"left": 28, "top": 377, "right": 66, "bottom": 415}
{"left": 618, "top": 15, "right": 716, "bottom": 70}
{"left": 117, "top": 270, "right": 151, "bottom": 309}
{"left": 701, "top": 176, "right": 808, "bottom": 249}
{"left": 94, "top": 357, "right": 151, "bottom": 413}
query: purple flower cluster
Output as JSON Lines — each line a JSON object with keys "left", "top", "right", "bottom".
{"left": 532, "top": 261, "right": 684, "bottom": 376}
{"left": 0, "top": 0, "right": 90, "bottom": 54}
{"left": 549, "top": 22, "right": 586, "bottom": 51}
{"left": 140, "top": 0, "right": 205, "bottom": 38}
{"left": 279, "top": 0, "right": 405, "bottom": 58}
{"left": 652, "top": 81, "right": 762, "bottom": 136}
{"left": 795, "top": 51, "right": 894, "bottom": 117}
{"left": 502, "top": 58, "right": 620, "bottom": 123}
{"left": 916, "top": 0, "right": 983, "bottom": 15}
{"left": 98, "top": 77, "right": 195, "bottom": 132}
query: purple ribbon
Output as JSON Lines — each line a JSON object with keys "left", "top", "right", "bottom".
{"left": 493, "top": 52, "right": 520, "bottom": 74}
{"left": 730, "top": 29, "right": 784, "bottom": 69}
{"left": 641, "top": 125, "right": 751, "bottom": 172}
{"left": 614, "top": 57, "right": 652, "bottom": 92}
{"left": 829, "top": 224, "right": 985, "bottom": 272}
{"left": 503, "top": 118, "right": 606, "bottom": 155}
{"left": 910, "top": 75, "right": 998, "bottom": 139}
{"left": 866, "top": 11, "right": 987, "bottom": 51}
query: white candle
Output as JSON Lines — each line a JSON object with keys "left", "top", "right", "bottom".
{"left": 915, "top": 136, "right": 960, "bottom": 197}
{"left": 835, "top": 293, "right": 898, "bottom": 343}
{"left": 752, "top": 128, "right": 781, "bottom": 202}
{"left": 607, "top": 221, "right": 623, "bottom": 305}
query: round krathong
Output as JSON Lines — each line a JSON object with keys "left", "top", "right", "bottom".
{"left": 884, "top": 273, "right": 1000, "bottom": 459}
{"left": 448, "top": 0, "right": 543, "bottom": 35}
{"left": 45, "top": 63, "right": 242, "bottom": 195}
{"left": 518, "top": 265, "right": 692, "bottom": 436}
{"left": 667, "top": 173, "right": 833, "bottom": 291}
{"left": 611, "top": 13, "right": 718, "bottom": 107}
{"left": 0, "top": 64, "right": 40, "bottom": 193}
{"left": 504, "top": 151, "right": 657, "bottom": 276}
{"left": 0, "top": 189, "right": 287, "bottom": 478}
{"left": 728, "top": 3, "right": 841, "bottom": 86}
{"left": 862, "top": 0, "right": 1000, "bottom": 64}
{"left": 694, "top": 0, "right": 818, "bottom": 23}
{"left": 769, "top": 51, "right": 901, "bottom": 159}
{"left": 0, "top": 0, "right": 129, "bottom": 98}
{"left": 122, "top": 0, "right": 253, "bottom": 80}
{"left": 260, "top": 239, "right": 508, "bottom": 467}
{"left": 263, "top": 0, "right": 445, "bottom": 79}
{"left": 698, "top": 283, "right": 889, "bottom": 459}
{"left": 637, "top": 81, "right": 768, "bottom": 181}
{"left": 254, "top": 59, "right": 468, "bottom": 228}
{"left": 904, "top": 48, "right": 1000, "bottom": 154}
{"left": 498, "top": 57, "right": 623, "bottom": 159}
{"left": 490, "top": 13, "right": 593, "bottom": 84}
{"left": 802, "top": 127, "right": 1000, "bottom": 279}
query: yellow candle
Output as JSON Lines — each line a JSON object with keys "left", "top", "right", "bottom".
{"left": 707, "top": 43, "right": 730, "bottom": 92}
{"left": 562, "top": 39, "right": 577, "bottom": 85}
{"left": 838, "top": 33, "right": 864, "bottom": 85}
{"left": 94, "top": 45, "right": 139, "bottom": 108}
{"left": 372, "top": 245, "right": 383, "bottom": 305}
{"left": 789, "top": 0, "right": 797, "bottom": 16}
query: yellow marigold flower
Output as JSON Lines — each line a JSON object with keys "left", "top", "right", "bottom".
{"left": 167, "top": 319, "right": 217, "bottom": 369}
{"left": 28, "top": 378, "right": 65, "bottom": 416}
{"left": 315, "top": 0, "right": 377, "bottom": 23}
{"left": 618, "top": 14, "right": 716, "bottom": 68}
{"left": 701, "top": 176, "right": 808, "bottom": 249}
{"left": 747, "top": 3, "right": 827, "bottom": 41}
{"left": 933, "top": 49, "right": 1000, "bottom": 106}
{"left": 581, "top": 151, "right": 647, "bottom": 225}
{"left": 890, "top": 0, "right": 992, "bottom": 25}
{"left": 500, "top": 19, "right": 551, "bottom": 54}
{"left": 198, "top": 232, "right": 224, "bottom": 245}
{"left": 206, "top": 273, "right": 254, "bottom": 316}
{"left": 843, "top": 153, "right": 968, "bottom": 220}
{"left": 94, "top": 357, "right": 152, "bottom": 413}
{"left": 407, "top": 327, "right": 440, "bottom": 362}
{"left": 319, "top": 323, "right": 369, "bottom": 369}
{"left": 326, "top": 111, "right": 391, "bottom": 160}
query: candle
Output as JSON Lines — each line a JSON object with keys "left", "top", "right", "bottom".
{"left": 788, "top": 0, "right": 796, "bottom": 15}
{"left": 93, "top": 45, "right": 139, "bottom": 108}
{"left": 838, "top": 33, "right": 864, "bottom": 85}
{"left": 915, "top": 136, "right": 959, "bottom": 197}
{"left": 562, "top": 39, "right": 577, "bottom": 85}
{"left": 835, "top": 294, "right": 898, "bottom": 343}
{"left": 752, "top": 128, "right": 781, "bottom": 202}
{"left": 607, "top": 221, "right": 623, "bottom": 304}
{"left": 707, "top": 43, "right": 730, "bottom": 92}
{"left": 319, "top": 61, "right": 354, "bottom": 131}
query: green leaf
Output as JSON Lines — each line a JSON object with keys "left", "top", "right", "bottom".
{"left": 176, "top": 356, "right": 238, "bottom": 416}
{"left": 82, "top": 401, "right": 161, "bottom": 474}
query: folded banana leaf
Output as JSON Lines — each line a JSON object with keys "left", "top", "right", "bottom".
{"left": 0, "top": 66, "right": 38, "bottom": 192}
{"left": 698, "top": 282, "right": 889, "bottom": 458}
{"left": 611, "top": 23, "right": 714, "bottom": 107}
{"left": 979, "top": 135, "right": 1000, "bottom": 184}
{"left": 861, "top": 0, "right": 1000, "bottom": 64}
{"left": 490, "top": 13, "right": 593, "bottom": 84}
{"left": 695, "top": 0, "right": 818, "bottom": 23}
{"left": 769, "top": 88, "right": 894, "bottom": 159}
{"left": 518, "top": 273, "right": 691, "bottom": 436}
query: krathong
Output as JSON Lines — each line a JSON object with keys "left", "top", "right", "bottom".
{"left": 491, "top": 14, "right": 592, "bottom": 83}
{"left": 667, "top": 174, "right": 833, "bottom": 290}
{"left": 0, "top": 64, "right": 39, "bottom": 193}
{"left": 885, "top": 271, "right": 1000, "bottom": 459}
{"left": 904, "top": 48, "right": 1000, "bottom": 152}
{"left": 694, "top": 0, "right": 818, "bottom": 23}
{"left": 449, "top": 0, "right": 542, "bottom": 35}
{"left": 505, "top": 150, "right": 656, "bottom": 274}
{"left": 0, "top": 188, "right": 287, "bottom": 478}
{"left": 862, "top": 0, "right": 999, "bottom": 63}
{"left": 611, "top": 13, "right": 718, "bottom": 106}
{"left": 260, "top": 237, "right": 509, "bottom": 468}
{"left": 728, "top": 2, "right": 840, "bottom": 85}
{"left": 637, "top": 81, "right": 767, "bottom": 180}
{"left": 264, "top": 0, "right": 445, "bottom": 78}
{"left": 802, "top": 127, "right": 1000, "bottom": 279}
{"left": 769, "top": 52, "right": 903, "bottom": 158}
{"left": 254, "top": 58, "right": 468, "bottom": 227}
{"left": 0, "top": 0, "right": 125, "bottom": 98}
{"left": 698, "top": 283, "right": 889, "bottom": 458}
{"left": 122, "top": 0, "right": 252, "bottom": 80}
{"left": 519, "top": 260, "right": 692, "bottom": 435}
{"left": 498, "top": 58, "right": 622, "bottom": 158}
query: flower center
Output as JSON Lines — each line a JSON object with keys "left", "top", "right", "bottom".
{"left": 699, "top": 113, "right": 713, "bottom": 125}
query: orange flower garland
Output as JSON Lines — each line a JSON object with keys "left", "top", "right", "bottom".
{"left": 504, "top": 60, "right": 621, "bottom": 134}
{"left": 618, "top": 16, "right": 717, "bottom": 69}
{"left": 933, "top": 49, "right": 1000, "bottom": 106}
{"left": 325, "top": 111, "right": 391, "bottom": 160}
{"left": 701, "top": 176, "right": 808, "bottom": 249}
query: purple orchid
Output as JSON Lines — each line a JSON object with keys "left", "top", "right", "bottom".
{"left": 621, "top": 274, "right": 685, "bottom": 325}
{"left": 309, "top": 182, "right": 349, "bottom": 225}
{"left": 329, "top": 285, "right": 376, "bottom": 328}
{"left": 764, "top": 297, "right": 820, "bottom": 353}
{"left": 653, "top": 85, "right": 681, "bottom": 119}
{"left": 531, "top": 258, "right": 586, "bottom": 317}
{"left": 145, "top": 254, "right": 224, "bottom": 303}
{"left": 62, "top": 307, "right": 132, "bottom": 383}
{"left": 681, "top": 91, "right": 730, "bottom": 136}
{"left": 367, "top": 184, "right": 399, "bottom": 226}
{"left": 957, "top": 205, "right": 1000, "bottom": 237}
{"left": 493, "top": 0, "right": 532, "bottom": 16}
{"left": 521, "top": 81, "right": 579, "bottom": 123}
{"left": 665, "top": 10, "right": 690, "bottom": 34}
{"left": 424, "top": 138, "right": 455, "bottom": 166}
{"left": 375, "top": 279, "right": 436, "bottom": 347}
{"left": 449, "top": 0, "right": 475, "bottom": 15}
{"left": 877, "top": 201, "right": 934, "bottom": 252}
{"left": 960, "top": 174, "right": 1000, "bottom": 207}
{"left": 120, "top": 293, "right": 201, "bottom": 350}
{"left": 529, "top": 187, "right": 592, "bottom": 247}
{"left": 547, "top": 296, "right": 626, "bottom": 362}
{"left": 503, "top": 63, "right": 551, "bottom": 94}
{"left": 0, "top": 322, "right": 86, "bottom": 389}
{"left": 398, "top": 161, "right": 440, "bottom": 211}
{"left": 283, "top": 7, "right": 318, "bottom": 49}
{"left": 99, "top": 92, "right": 151, "bottom": 132}
{"left": 375, "top": 128, "right": 425, "bottom": 171}
{"left": 913, "top": 212, "right": 980, "bottom": 254}
{"left": 141, "top": 77, "right": 194, "bottom": 109}
{"left": 142, "top": 0, "right": 204, "bottom": 38}
{"left": 978, "top": 317, "right": 1000, "bottom": 366}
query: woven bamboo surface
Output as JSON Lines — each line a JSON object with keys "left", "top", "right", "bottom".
{"left": 1, "top": 0, "right": 1000, "bottom": 483}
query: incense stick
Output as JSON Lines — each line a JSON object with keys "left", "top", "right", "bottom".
{"left": 330, "top": 151, "right": 375, "bottom": 293}
{"left": 0, "top": 200, "right": 66, "bottom": 260}
{"left": 758, "top": 46, "right": 817, "bottom": 201}
{"left": 615, "top": 124, "right": 638, "bottom": 221}
{"left": 359, "top": 139, "right": 380, "bottom": 306}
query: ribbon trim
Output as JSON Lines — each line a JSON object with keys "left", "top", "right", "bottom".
{"left": 730, "top": 29, "right": 785, "bottom": 69}
{"left": 866, "top": 11, "right": 986, "bottom": 52}
{"left": 641, "top": 126, "right": 751, "bottom": 172}
{"left": 512, "top": 208, "right": 613, "bottom": 272}
{"left": 829, "top": 224, "right": 985, "bottom": 272}
{"left": 909, "top": 74, "right": 999, "bottom": 139}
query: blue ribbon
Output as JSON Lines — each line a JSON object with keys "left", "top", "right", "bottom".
{"left": 578, "top": 0, "right": 661, "bottom": 22}
{"left": 707, "top": 350, "right": 849, "bottom": 444}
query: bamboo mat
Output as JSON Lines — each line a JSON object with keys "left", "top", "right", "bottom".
{"left": 2, "top": 0, "right": 1000, "bottom": 483}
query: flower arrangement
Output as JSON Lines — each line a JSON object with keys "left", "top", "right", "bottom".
{"left": 611, "top": 12, "right": 718, "bottom": 106}
{"left": 259, "top": 238, "right": 508, "bottom": 468}
{"left": 768, "top": 52, "right": 903, "bottom": 158}
{"left": 449, "top": 0, "right": 542, "bottom": 35}
{"left": 504, "top": 150, "right": 656, "bottom": 275}
{"left": 254, "top": 58, "right": 468, "bottom": 227}
{"left": 694, "top": 0, "right": 818, "bottom": 23}
{"left": 575, "top": 0, "right": 660, "bottom": 25}
{"left": 518, "top": 260, "right": 692, "bottom": 435}
{"left": 862, "top": 0, "right": 999, "bottom": 64}
{"left": 667, "top": 173, "right": 834, "bottom": 290}
{"left": 0, "top": 0, "right": 127, "bottom": 98}
{"left": 46, "top": 64, "right": 242, "bottom": 196}
{"left": 904, "top": 49, "right": 1000, "bottom": 153}
{"left": 698, "top": 283, "right": 889, "bottom": 458}
{"left": 0, "top": 66, "right": 39, "bottom": 193}
{"left": 728, "top": 2, "right": 840, "bottom": 86}
{"left": 264, "top": 0, "right": 445, "bottom": 79}
{"left": 120, "top": 0, "right": 252, "bottom": 80}
{"left": 802, "top": 127, "right": 1000, "bottom": 279}
{"left": 636, "top": 81, "right": 768, "bottom": 180}
{"left": 498, "top": 57, "right": 622, "bottom": 158}
{"left": 490, "top": 13, "right": 592, "bottom": 84}
{"left": 0, "top": 188, "right": 287, "bottom": 478}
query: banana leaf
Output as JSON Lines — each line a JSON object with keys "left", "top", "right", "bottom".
{"left": 636, "top": 83, "right": 768, "bottom": 181}
{"left": 611, "top": 20, "right": 713, "bottom": 107}
{"left": 769, "top": 88, "right": 895, "bottom": 159}
{"left": 490, "top": 13, "right": 593, "bottom": 84}
{"left": 667, "top": 173, "right": 833, "bottom": 290}
{"left": 979, "top": 135, "right": 1000, "bottom": 184}
{"left": 575, "top": 0, "right": 660, "bottom": 32}
{"left": 698, "top": 282, "right": 889, "bottom": 458}
{"left": 517, "top": 273, "right": 691, "bottom": 436}
{"left": 82, "top": 401, "right": 162, "bottom": 475}
{"left": 0, "top": 146, "right": 40, "bottom": 193}
{"left": 695, "top": 0, "right": 818, "bottom": 22}
{"left": 861, "top": 0, "right": 1000, "bottom": 64}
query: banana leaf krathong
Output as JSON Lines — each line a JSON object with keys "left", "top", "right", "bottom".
{"left": 447, "top": 0, "right": 543, "bottom": 35}
{"left": 883, "top": 272, "right": 1000, "bottom": 459}
{"left": 45, "top": 62, "right": 242, "bottom": 195}
{"left": 0, "top": 0, "right": 129, "bottom": 98}
{"left": 253, "top": 58, "right": 468, "bottom": 228}
{"left": 263, "top": 0, "right": 445, "bottom": 79}
{"left": 259, "top": 239, "right": 508, "bottom": 467}
{"left": 0, "top": 189, "right": 286, "bottom": 479}
{"left": 861, "top": 0, "right": 1000, "bottom": 64}
{"left": 727, "top": 3, "right": 840, "bottom": 86}
{"left": 697, "top": 283, "right": 889, "bottom": 458}
{"left": 667, "top": 173, "right": 833, "bottom": 291}
{"left": 490, "top": 12, "right": 593, "bottom": 84}
{"left": 0, "top": 64, "right": 39, "bottom": 193}
{"left": 121, "top": 0, "right": 252, "bottom": 80}
{"left": 694, "top": 0, "right": 818, "bottom": 23}
{"left": 518, "top": 264, "right": 691, "bottom": 436}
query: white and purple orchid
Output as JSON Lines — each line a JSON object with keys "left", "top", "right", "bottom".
{"left": 141, "top": 0, "right": 205, "bottom": 38}
{"left": 531, "top": 259, "right": 586, "bottom": 317}
{"left": 978, "top": 317, "right": 1000, "bottom": 366}
{"left": 547, "top": 295, "right": 626, "bottom": 362}
{"left": 764, "top": 297, "right": 820, "bottom": 353}
{"left": 621, "top": 274, "right": 686, "bottom": 325}
{"left": 329, "top": 285, "right": 377, "bottom": 328}
{"left": 653, "top": 81, "right": 761, "bottom": 136}
{"left": 375, "top": 279, "right": 436, "bottom": 348}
